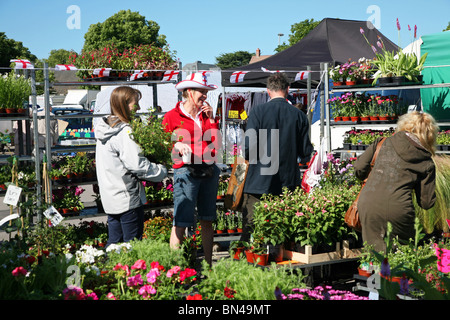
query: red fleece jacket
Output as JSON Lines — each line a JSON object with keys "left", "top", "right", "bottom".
{"left": 162, "top": 101, "right": 221, "bottom": 169}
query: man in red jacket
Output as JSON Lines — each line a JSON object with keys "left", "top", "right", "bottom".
{"left": 162, "top": 72, "right": 221, "bottom": 266}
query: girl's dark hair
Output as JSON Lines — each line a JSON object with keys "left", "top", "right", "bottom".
{"left": 108, "top": 86, "right": 142, "bottom": 127}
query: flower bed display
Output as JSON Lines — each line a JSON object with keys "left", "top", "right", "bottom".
{"left": 328, "top": 92, "right": 407, "bottom": 123}
{"left": 343, "top": 128, "right": 395, "bottom": 150}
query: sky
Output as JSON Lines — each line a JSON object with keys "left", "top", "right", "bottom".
{"left": 1, "top": 0, "right": 450, "bottom": 66}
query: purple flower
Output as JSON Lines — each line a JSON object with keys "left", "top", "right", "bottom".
{"left": 396, "top": 18, "right": 401, "bottom": 31}
{"left": 381, "top": 258, "right": 391, "bottom": 277}
{"left": 360, "top": 27, "right": 364, "bottom": 34}
{"left": 127, "top": 274, "right": 143, "bottom": 287}
{"left": 399, "top": 274, "right": 409, "bottom": 295}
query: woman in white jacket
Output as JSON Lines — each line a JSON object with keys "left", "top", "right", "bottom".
{"left": 95, "top": 86, "right": 167, "bottom": 247}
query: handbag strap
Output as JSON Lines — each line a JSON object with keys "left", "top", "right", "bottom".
{"left": 355, "top": 137, "right": 386, "bottom": 201}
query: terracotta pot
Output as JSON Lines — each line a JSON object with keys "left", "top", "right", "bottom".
{"left": 360, "top": 116, "right": 370, "bottom": 122}
{"left": 334, "top": 116, "right": 342, "bottom": 122}
{"left": 233, "top": 247, "right": 244, "bottom": 260}
{"left": 62, "top": 208, "right": 70, "bottom": 214}
{"left": 369, "top": 116, "right": 379, "bottom": 121}
{"left": 350, "top": 116, "right": 360, "bottom": 122}
{"left": 342, "top": 116, "right": 351, "bottom": 122}
{"left": 237, "top": 228, "right": 243, "bottom": 233}
{"left": 346, "top": 80, "right": 357, "bottom": 86}
{"left": 379, "top": 116, "right": 389, "bottom": 121}
{"left": 333, "top": 81, "right": 344, "bottom": 86}
{"left": 358, "top": 268, "right": 372, "bottom": 277}
{"left": 227, "top": 229, "right": 236, "bottom": 234}
{"left": 253, "top": 253, "right": 269, "bottom": 266}
{"left": 216, "top": 229, "right": 225, "bottom": 234}
{"left": 245, "top": 250, "right": 255, "bottom": 263}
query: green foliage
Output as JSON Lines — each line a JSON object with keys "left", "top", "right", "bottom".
{"left": 414, "top": 155, "right": 450, "bottom": 233}
{"left": 198, "top": 258, "right": 306, "bottom": 300}
{"left": 215, "top": 51, "right": 253, "bottom": 70}
{"left": 0, "top": 72, "right": 31, "bottom": 109}
{"left": 0, "top": 32, "right": 37, "bottom": 70}
{"left": 105, "top": 238, "right": 189, "bottom": 271}
{"left": 129, "top": 114, "right": 173, "bottom": 168}
{"left": 82, "top": 10, "right": 167, "bottom": 53}
{"left": 143, "top": 216, "right": 173, "bottom": 242}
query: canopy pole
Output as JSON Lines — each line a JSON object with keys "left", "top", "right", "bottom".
{"left": 306, "top": 65, "right": 312, "bottom": 138}
{"left": 319, "top": 63, "right": 324, "bottom": 143}
{"left": 324, "top": 63, "right": 331, "bottom": 153}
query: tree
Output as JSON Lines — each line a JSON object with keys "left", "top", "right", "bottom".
{"left": 215, "top": 51, "right": 253, "bottom": 70}
{"left": 443, "top": 22, "right": 450, "bottom": 31}
{"left": 0, "top": 32, "right": 37, "bottom": 71}
{"left": 46, "top": 49, "right": 77, "bottom": 67}
{"left": 275, "top": 19, "right": 320, "bottom": 53}
{"left": 82, "top": 10, "right": 167, "bottom": 53}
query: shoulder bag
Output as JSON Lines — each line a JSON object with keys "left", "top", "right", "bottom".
{"left": 224, "top": 156, "right": 249, "bottom": 211}
{"left": 344, "top": 138, "right": 386, "bottom": 231}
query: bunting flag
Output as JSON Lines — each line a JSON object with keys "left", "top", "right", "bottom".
{"left": 93, "top": 68, "right": 111, "bottom": 77}
{"left": 10, "top": 59, "right": 34, "bottom": 69}
{"left": 261, "top": 67, "right": 284, "bottom": 73}
{"left": 55, "top": 64, "right": 77, "bottom": 71}
{"left": 295, "top": 71, "right": 310, "bottom": 81}
{"left": 230, "top": 71, "right": 249, "bottom": 83}
{"left": 162, "top": 70, "right": 180, "bottom": 82}
{"left": 129, "top": 70, "right": 146, "bottom": 81}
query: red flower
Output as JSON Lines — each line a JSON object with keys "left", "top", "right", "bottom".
{"left": 186, "top": 294, "right": 202, "bottom": 300}
{"left": 224, "top": 286, "right": 236, "bottom": 299}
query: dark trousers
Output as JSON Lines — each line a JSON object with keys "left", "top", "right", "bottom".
{"left": 106, "top": 206, "right": 144, "bottom": 247}
{"left": 239, "top": 193, "right": 262, "bottom": 242}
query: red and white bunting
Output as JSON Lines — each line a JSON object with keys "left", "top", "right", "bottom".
{"left": 295, "top": 71, "right": 310, "bottom": 81}
{"left": 162, "top": 70, "right": 180, "bottom": 82}
{"left": 55, "top": 64, "right": 77, "bottom": 71}
{"left": 10, "top": 59, "right": 34, "bottom": 69}
{"left": 261, "top": 67, "right": 284, "bottom": 73}
{"left": 230, "top": 71, "right": 249, "bottom": 83}
{"left": 129, "top": 70, "right": 145, "bottom": 81}
{"left": 93, "top": 68, "right": 111, "bottom": 77}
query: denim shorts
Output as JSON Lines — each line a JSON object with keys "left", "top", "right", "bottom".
{"left": 172, "top": 164, "right": 220, "bottom": 227}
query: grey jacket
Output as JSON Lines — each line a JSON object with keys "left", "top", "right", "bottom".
{"left": 95, "top": 117, "right": 167, "bottom": 214}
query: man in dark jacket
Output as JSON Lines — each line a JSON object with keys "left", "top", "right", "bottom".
{"left": 240, "top": 73, "right": 314, "bottom": 240}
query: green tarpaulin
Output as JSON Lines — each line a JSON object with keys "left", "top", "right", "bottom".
{"left": 420, "top": 31, "right": 450, "bottom": 121}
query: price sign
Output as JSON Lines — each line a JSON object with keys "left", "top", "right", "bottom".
{"left": 3, "top": 185, "right": 22, "bottom": 206}
{"left": 228, "top": 110, "right": 239, "bottom": 119}
{"left": 240, "top": 110, "right": 248, "bottom": 120}
{"left": 43, "top": 206, "right": 64, "bottom": 226}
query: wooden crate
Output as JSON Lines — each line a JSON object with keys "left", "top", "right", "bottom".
{"left": 283, "top": 241, "right": 362, "bottom": 264}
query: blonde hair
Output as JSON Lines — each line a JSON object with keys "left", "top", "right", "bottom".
{"left": 109, "top": 86, "right": 142, "bottom": 127}
{"left": 396, "top": 111, "right": 438, "bottom": 155}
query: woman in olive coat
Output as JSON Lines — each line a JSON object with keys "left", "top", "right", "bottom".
{"left": 353, "top": 111, "right": 438, "bottom": 252}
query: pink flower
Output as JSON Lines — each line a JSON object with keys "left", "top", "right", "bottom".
{"left": 146, "top": 268, "right": 160, "bottom": 283}
{"left": 295, "top": 211, "right": 304, "bottom": 217}
{"left": 434, "top": 243, "right": 450, "bottom": 273}
{"left": 63, "top": 286, "right": 86, "bottom": 300}
{"left": 12, "top": 266, "right": 28, "bottom": 277}
{"left": 127, "top": 274, "right": 143, "bottom": 287}
{"left": 166, "top": 266, "right": 180, "bottom": 278}
{"left": 139, "top": 285, "right": 156, "bottom": 298}
{"left": 396, "top": 18, "right": 401, "bottom": 31}
{"left": 131, "top": 259, "right": 147, "bottom": 270}
{"left": 113, "top": 263, "right": 130, "bottom": 276}
{"left": 107, "top": 292, "right": 116, "bottom": 300}
{"left": 86, "top": 292, "right": 99, "bottom": 300}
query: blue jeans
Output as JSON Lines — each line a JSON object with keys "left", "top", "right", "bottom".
{"left": 173, "top": 165, "right": 220, "bottom": 227}
{"left": 106, "top": 206, "right": 144, "bottom": 247}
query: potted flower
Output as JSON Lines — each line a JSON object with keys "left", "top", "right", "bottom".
{"left": 329, "top": 65, "right": 343, "bottom": 86}
{"left": 229, "top": 240, "right": 249, "bottom": 260}
{"left": 226, "top": 211, "right": 237, "bottom": 233}
{"left": 215, "top": 210, "right": 226, "bottom": 233}
{"left": 129, "top": 113, "right": 173, "bottom": 168}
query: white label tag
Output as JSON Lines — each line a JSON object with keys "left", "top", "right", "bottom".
{"left": 43, "top": 206, "right": 64, "bottom": 226}
{"left": 3, "top": 185, "right": 22, "bottom": 206}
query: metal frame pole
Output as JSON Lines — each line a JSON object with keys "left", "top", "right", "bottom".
{"left": 30, "top": 69, "right": 42, "bottom": 222}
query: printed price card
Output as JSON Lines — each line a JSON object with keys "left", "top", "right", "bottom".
{"left": 228, "top": 110, "right": 239, "bottom": 119}
{"left": 43, "top": 206, "right": 64, "bottom": 226}
{"left": 3, "top": 185, "right": 22, "bottom": 206}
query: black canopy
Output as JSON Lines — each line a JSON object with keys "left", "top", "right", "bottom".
{"left": 221, "top": 18, "right": 399, "bottom": 88}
